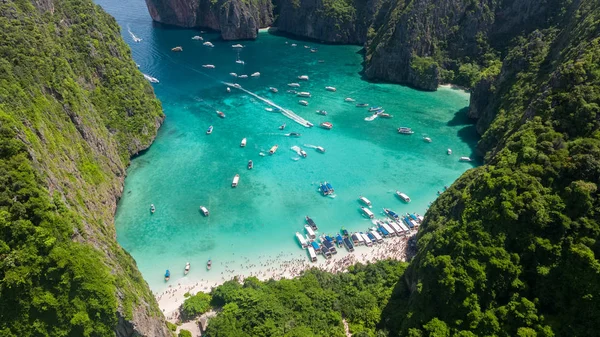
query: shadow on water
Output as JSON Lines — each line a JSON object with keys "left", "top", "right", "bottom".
{"left": 446, "top": 107, "right": 481, "bottom": 159}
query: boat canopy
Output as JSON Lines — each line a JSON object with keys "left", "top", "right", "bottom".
{"left": 307, "top": 247, "right": 317, "bottom": 262}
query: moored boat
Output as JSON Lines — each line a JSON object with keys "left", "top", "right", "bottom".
{"left": 232, "top": 174, "right": 240, "bottom": 187}
{"left": 247, "top": 160, "right": 253, "bottom": 170}
{"left": 203, "top": 41, "right": 214, "bottom": 47}
{"left": 279, "top": 123, "right": 286, "bottom": 130}
{"left": 171, "top": 46, "right": 183, "bottom": 52}
{"left": 380, "top": 113, "right": 393, "bottom": 118}
{"left": 361, "top": 206, "right": 375, "bottom": 219}
{"left": 164, "top": 270, "right": 170, "bottom": 281}
{"left": 336, "top": 234, "right": 343, "bottom": 247}
{"left": 150, "top": 204, "right": 155, "bottom": 213}
{"left": 299, "top": 100, "right": 309, "bottom": 106}
{"left": 369, "top": 106, "right": 383, "bottom": 112}
{"left": 316, "top": 146, "right": 326, "bottom": 153}
{"left": 251, "top": 72, "right": 260, "bottom": 77}
{"left": 241, "top": 138, "right": 247, "bottom": 147}
{"left": 199, "top": 206, "right": 209, "bottom": 216}
{"left": 459, "top": 156, "right": 472, "bottom": 162}
{"left": 297, "top": 92, "right": 311, "bottom": 97}
{"left": 359, "top": 196, "right": 372, "bottom": 207}
{"left": 397, "top": 127, "right": 414, "bottom": 135}
{"left": 310, "top": 48, "right": 318, "bottom": 53}
{"left": 325, "top": 86, "right": 336, "bottom": 92}
{"left": 300, "top": 149, "right": 307, "bottom": 158}
{"left": 232, "top": 44, "right": 244, "bottom": 48}
{"left": 306, "top": 216, "right": 318, "bottom": 230}
{"left": 238, "top": 74, "right": 248, "bottom": 78}
{"left": 305, "top": 225, "right": 316, "bottom": 239}
{"left": 288, "top": 132, "right": 301, "bottom": 137}
{"left": 307, "top": 246, "right": 317, "bottom": 262}
{"left": 343, "top": 237, "right": 354, "bottom": 252}
{"left": 447, "top": 148, "right": 452, "bottom": 155}
{"left": 396, "top": 191, "right": 411, "bottom": 203}
{"left": 423, "top": 136, "right": 432, "bottom": 143}
{"left": 202, "top": 64, "right": 215, "bottom": 69}
{"left": 217, "top": 110, "right": 225, "bottom": 118}
{"left": 184, "top": 262, "right": 190, "bottom": 275}
{"left": 288, "top": 83, "right": 300, "bottom": 87}
{"left": 229, "top": 72, "right": 238, "bottom": 77}
{"left": 298, "top": 75, "right": 309, "bottom": 80}
{"left": 320, "top": 122, "right": 333, "bottom": 129}
{"left": 356, "top": 103, "right": 369, "bottom": 107}
{"left": 206, "top": 125, "right": 213, "bottom": 134}
{"left": 316, "top": 110, "right": 327, "bottom": 115}
{"left": 269, "top": 145, "right": 279, "bottom": 154}
{"left": 269, "top": 87, "right": 278, "bottom": 93}
{"left": 344, "top": 97, "right": 355, "bottom": 102}
{"left": 192, "top": 35, "right": 203, "bottom": 40}
{"left": 296, "top": 232, "right": 309, "bottom": 248}
{"left": 207, "top": 260, "right": 212, "bottom": 270}
{"left": 383, "top": 208, "right": 400, "bottom": 220}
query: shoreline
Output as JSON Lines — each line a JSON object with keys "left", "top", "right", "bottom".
{"left": 156, "top": 234, "right": 413, "bottom": 322}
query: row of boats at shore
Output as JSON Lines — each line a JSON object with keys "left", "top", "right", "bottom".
{"left": 163, "top": 259, "right": 212, "bottom": 282}
{"left": 296, "top": 211, "right": 422, "bottom": 261}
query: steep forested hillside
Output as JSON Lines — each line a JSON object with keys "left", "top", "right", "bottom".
{"left": 379, "top": 1, "right": 600, "bottom": 336}
{"left": 0, "top": 0, "right": 168, "bottom": 336}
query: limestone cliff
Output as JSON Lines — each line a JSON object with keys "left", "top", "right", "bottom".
{"left": 0, "top": 0, "right": 169, "bottom": 336}
{"left": 145, "top": 0, "right": 273, "bottom": 40}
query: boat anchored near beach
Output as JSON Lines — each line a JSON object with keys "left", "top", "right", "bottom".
{"left": 316, "top": 110, "right": 327, "bottom": 115}
{"left": 298, "top": 75, "right": 309, "bottom": 80}
{"left": 202, "top": 64, "right": 215, "bottom": 69}
{"left": 203, "top": 41, "right": 214, "bottom": 47}
{"left": 361, "top": 206, "right": 375, "bottom": 219}
{"left": 325, "top": 86, "right": 336, "bottom": 92}
{"left": 396, "top": 191, "right": 411, "bottom": 203}
{"left": 319, "top": 181, "right": 335, "bottom": 196}
{"left": 247, "top": 160, "right": 253, "bottom": 170}
{"left": 206, "top": 125, "right": 213, "bottom": 134}
{"left": 184, "top": 262, "right": 190, "bottom": 275}
{"left": 232, "top": 174, "right": 240, "bottom": 187}
{"left": 150, "top": 204, "right": 155, "bottom": 214}
{"left": 207, "top": 259, "right": 212, "bottom": 270}
{"left": 241, "top": 138, "right": 247, "bottom": 147}
{"left": 320, "top": 122, "right": 333, "bottom": 130}
{"left": 269, "top": 145, "right": 279, "bottom": 154}
{"left": 359, "top": 196, "right": 372, "bottom": 207}
{"left": 297, "top": 92, "right": 311, "bottom": 97}
{"left": 164, "top": 270, "right": 170, "bottom": 281}
{"left": 299, "top": 100, "right": 309, "bottom": 106}
{"left": 269, "top": 87, "right": 278, "bottom": 93}
{"left": 397, "top": 127, "right": 414, "bottom": 135}
{"left": 288, "top": 83, "right": 300, "bottom": 87}
{"left": 199, "top": 206, "right": 209, "bottom": 216}
{"left": 306, "top": 216, "right": 318, "bottom": 230}
{"left": 459, "top": 156, "right": 473, "bottom": 162}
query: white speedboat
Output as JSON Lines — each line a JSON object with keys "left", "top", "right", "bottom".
{"left": 316, "top": 146, "right": 326, "bottom": 153}
{"left": 397, "top": 127, "right": 414, "bottom": 135}
{"left": 325, "top": 86, "right": 336, "bottom": 92}
{"left": 298, "top": 75, "right": 309, "bottom": 81}
{"left": 299, "top": 100, "right": 309, "bottom": 106}
{"left": 191, "top": 35, "right": 203, "bottom": 40}
{"left": 396, "top": 191, "right": 411, "bottom": 203}
{"left": 310, "top": 48, "right": 318, "bottom": 53}
{"left": 344, "top": 97, "right": 355, "bottom": 102}
{"left": 297, "top": 92, "right": 311, "bottom": 97}
{"left": 239, "top": 74, "right": 248, "bottom": 78}
{"left": 184, "top": 262, "right": 190, "bottom": 275}
{"left": 269, "top": 87, "right": 278, "bottom": 93}
{"left": 202, "top": 64, "right": 215, "bottom": 69}
{"left": 423, "top": 136, "right": 432, "bottom": 143}
{"left": 247, "top": 160, "right": 253, "bottom": 170}
{"left": 232, "top": 174, "right": 240, "bottom": 187}
{"left": 447, "top": 148, "right": 452, "bottom": 155}
{"left": 251, "top": 72, "right": 260, "bottom": 77}
{"left": 150, "top": 204, "right": 155, "bottom": 213}
{"left": 171, "top": 46, "right": 183, "bottom": 52}
{"left": 320, "top": 122, "right": 333, "bottom": 130}
{"left": 240, "top": 138, "right": 247, "bottom": 147}
{"left": 288, "top": 83, "right": 301, "bottom": 87}
{"left": 316, "top": 110, "right": 327, "bottom": 115}
{"left": 202, "top": 41, "right": 214, "bottom": 47}
{"left": 216, "top": 110, "right": 225, "bottom": 118}
{"left": 226, "top": 87, "right": 231, "bottom": 93}
{"left": 359, "top": 196, "right": 372, "bottom": 207}
{"left": 229, "top": 72, "right": 238, "bottom": 77}
{"left": 206, "top": 125, "right": 213, "bottom": 135}
{"left": 265, "top": 107, "right": 274, "bottom": 112}
{"left": 235, "top": 60, "right": 245, "bottom": 64}
{"left": 300, "top": 149, "right": 307, "bottom": 158}
{"left": 143, "top": 74, "right": 159, "bottom": 83}
{"left": 361, "top": 207, "right": 375, "bottom": 219}
{"left": 459, "top": 156, "right": 472, "bottom": 162}
{"left": 269, "top": 145, "right": 279, "bottom": 154}
{"left": 199, "top": 206, "right": 209, "bottom": 216}
{"left": 232, "top": 44, "right": 244, "bottom": 48}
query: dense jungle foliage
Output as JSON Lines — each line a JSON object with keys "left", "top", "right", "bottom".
{"left": 0, "top": 0, "right": 163, "bottom": 335}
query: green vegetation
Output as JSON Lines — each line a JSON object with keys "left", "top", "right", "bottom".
{"left": 182, "top": 292, "right": 212, "bottom": 319}
{"left": 205, "top": 260, "right": 407, "bottom": 337}
{"left": 178, "top": 329, "right": 192, "bottom": 337}
{"left": 0, "top": 0, "right": 163, "bottom": 335}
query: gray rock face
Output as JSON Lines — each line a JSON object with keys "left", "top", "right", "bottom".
{"left": 144, "top": 0, "right": 273, "bottom": 40}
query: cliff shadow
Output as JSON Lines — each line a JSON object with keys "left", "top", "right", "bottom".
{"left": 447, "top": 107, "right": 481, "bottom": 160}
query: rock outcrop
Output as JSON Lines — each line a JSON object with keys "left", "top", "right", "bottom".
{"left": 145, "top": 0, "right": 273, "bottom": 40}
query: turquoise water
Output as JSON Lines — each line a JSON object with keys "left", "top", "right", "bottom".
{"left": 97, "top": 0, "right": 478, "bottom": 292}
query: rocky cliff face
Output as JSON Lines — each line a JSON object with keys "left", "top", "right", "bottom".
{"left": 145, "top": 0, "right": 273, "bottom": 40}
{"left": 0, "top": 0, "right": 169, "bottom": 336}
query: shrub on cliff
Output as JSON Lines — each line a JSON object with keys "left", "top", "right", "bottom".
{"left": 182, "top": 292, "right": 212, "bottom": 319}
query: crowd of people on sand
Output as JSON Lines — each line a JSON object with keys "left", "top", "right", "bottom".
{"left": 155, "top": 234, "right": 414, "bottom": 321}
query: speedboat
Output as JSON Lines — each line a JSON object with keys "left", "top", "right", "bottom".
{"left": 206, "top": 125, "right": 213, "bottom": 134}
{"left": 344, "top": 98, "right": 355, "bottom": 102}
{"left": 299, "top": 100, "right": 309, "bottom": 106}
{"left": 229, "top": 72, "right": 238, "bottom": 77}
{"left": 232, "top": 174, "right": 240, "bottom": 187}
{"left": 423, "top": 136, "right": 432, "bottom": 143}
{"left": 184, "top": 262, "right": 190, "bottom": 275}
{"left": 316, "top": 110, "right": 327, "bottom": 115}
{"left": 238, "top": 74, "right": 248, "bottom": 78}
{"left": 143, "top": 74, "right": 159, "bottom": 83}
{"left": 247, "top": 160, "right": 253, "bottom": 170}
{"left": 325, "top": 86, "right": 336, "bottom": 92}
{"left": 202, "top": 64, "right": 215, "bottom": 69}
{"left": 235, "top": 60, "right": 245, "bottom": 65}
{"left": 150, "top": 204, "right": 155, "bottom": 213}
{"left": 316, "top": 146, "right": 326, "bottom": 153}
{"left": 269, "top": 87, "right": 278, "bottom": 93}
{"left": 288, "top": 83, "right": 301, "bottom": 87}
{"left": 383, "top": 208, "right": 400, "bottom": 220}
{"left": 269, "top": 145, "right": 279, "bottom": 154}
{"left": 231, "top": 44, "right": 244, "bottom": 48}
{"left": 304, "top": 45, "right": 310, "bottom": 49}
{"left": 359, "top": 196, "right": 372, "bottom": 207}
{"left": 164, "top": 270, "right": 170, "bottom": 281}
{"left": 356, "top": 103, "right": 369, "bottom": 107}
{"left": 288, "top": 132, "right": 301, "bottom": 137}
{"left": 300, "top": 149, "right": 307, "bottom": 157}
{"left": 369, "top": 106, "right": 383, "bottom": 112}
{"left": 192, "top": 35, "right": 203, "bottom": 40}
{"left": 396, "top": 191, "right": 411, "bottom": 203}
{"left": 251, "top": 72, "right": 260, "bottom": 77}
{"left": 447, "top": 148, "right": 452, "bottom": 155}
{"left": 298, "top": 75, "right": 309, "bottom": 80}
{"left": 397, "top": 127, "right": 414, "bottom": 135}
{"left": 279, "top": 123, "right": 286, "bottom": 130}
{"left": 226, "top": 87, "right": 231, "bottom": 93}
{"left": 310, "top": 48, "right": 318, "bottom": 53}
{"left": 459, "top": 156, "right": 472, "bottom": 162}
{"left": 291, "top": 43, "right": 297, "bottom": 47}
{"left": 380, "top": 113, "right": 393, "bottom": 118}
{"left": 207, "top": 260, "right": 212, "bottom": 270}
{"left": 265, "top": 107, "right": 274, "bottom": 112}
{"left": 199, "top": 206, "right": 209, "bottom": 216}
{"left": 216, "top": 110, "right": 225, "bottom": 118}
{"left": 320, "top": 122, "right": 333, "bottom": 129}
{"left": 240, "top": 138, "right": 247, "bottom": 147}
{"left": 203, "top": 41, "right": 214, "bottom": 47}
{"left": 171, "top": 46, "right": 183, "bottom": 52}
{"left": 297, "top": 92, "right": 311, "bottom": 97}
{"left": 361, "top": 207, "right": 375, "bottom": 219}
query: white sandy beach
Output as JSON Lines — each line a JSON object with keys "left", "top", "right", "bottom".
{"left": 157, "top": 233, "right": 413, "bottom": 323}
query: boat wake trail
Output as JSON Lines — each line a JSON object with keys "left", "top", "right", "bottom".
{"left": 143, "top": 73, "right": 159, "bottom": 83}
{"left": 127, "top": 25, "right": 142, "bottom": 42}
{"left": 223, "top": 82, "right": 313, "bottom": 127}
{"left": 290, "top": 146, "right": 302, "bottom": 156}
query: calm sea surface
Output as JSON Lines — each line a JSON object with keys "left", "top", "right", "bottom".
{"left": 96, "top": 0, "right": 478, "bottom": 291}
